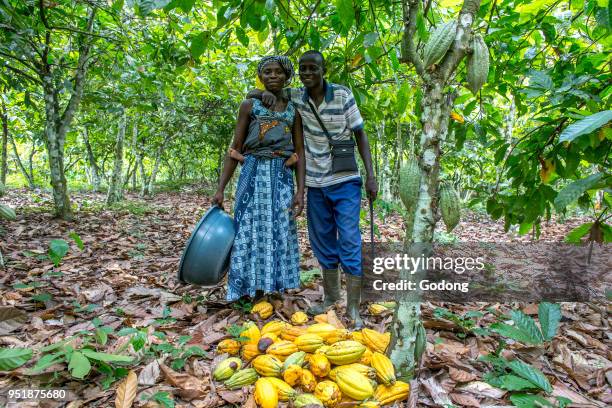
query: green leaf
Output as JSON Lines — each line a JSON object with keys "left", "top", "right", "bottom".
{"left": 507, "top": 359, "right": 552, "bottom": 393}
{"left": 68, "top": 232, "right": 84, "bottom": 250}
{"left": 48, "top": 239, "right": 69, "bottom": 267}
{"left": 80, "top": 349, "right": 133, "bottom": 363}
{"left": 95, "top": 328, "right": 108, "bottom": 346}
{"left": 235, "top": 26, "right": 249, "bottom": 47}
{"left": 565, "top": 222, "right": 593, "bottom": 243}
{"left": 538, "top": 302, "right": 561, "bottom": 341}
{"left": 178, "top": 0, "right": 196, "bottom": 12}
{"left": 190, "top": 31, "right": 210, "bottom": 60}
{"left": 554, "top": 173, "right": 605, "bottom": 212}
{"left": 499, "top": 374, "right": 540, "bottom": 391}
{"left": 511, "top": 310, "right": 544, "bottom": 344}
{"left": 509, "top": 393, "right": 553, "bottom": 407}
{"left": 68, "top": 351, "right": 91, "bottom": 379}
{"left": 335, "top": 0, "right": 354, "bottom": 33}
{"left": 148, "top": 391, "right": 175, "bottom": 408}
{"left": 0, "top": 347, "right": 33, "bottom": 370}
{"left": 490, "top": 323, "right": 539, "bottom": 344}
{"left": 29, "top": 352, "right": 64, "bottom": 373}
{"left": 396, "top": 82, "right": 411, "bottom": 115}
{"left": 559, "top": 110, "right": 612, "bottom": 143}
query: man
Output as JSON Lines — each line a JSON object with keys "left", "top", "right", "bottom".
{"left": 249, "top": 50, "right": 377, "bottom": 328}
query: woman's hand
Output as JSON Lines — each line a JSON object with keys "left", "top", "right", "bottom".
{"left": 291, "top": 191, "right": 304, "bottom": 217}
{"left": 212, "top": 190, "right": 225, "bottom": 210}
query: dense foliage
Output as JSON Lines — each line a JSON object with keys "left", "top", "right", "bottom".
{"left": 1, "top": 0, "right": 610, "bottom": 234}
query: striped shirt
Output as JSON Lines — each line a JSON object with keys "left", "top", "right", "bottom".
{"left": 287, "top": 81, "right": 364, "bottom": 188}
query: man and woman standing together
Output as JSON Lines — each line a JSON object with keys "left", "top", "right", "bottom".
{"left": 212, "top": 51, "right": 378, "bottom": 328}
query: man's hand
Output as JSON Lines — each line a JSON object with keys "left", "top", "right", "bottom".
{"left": 365, "top": 175, "right": 378, "bottom": 201}
{"left": 291, "top": 192, "right": 304, "bottom": 217}
{"left": 212, "top": 190, "right": 225, "bottom": 210}
{"left": 261, "top": 90, "right": 277, "bottom": 108}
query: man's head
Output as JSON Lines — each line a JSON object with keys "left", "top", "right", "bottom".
{"left": 298, "top": 50, "right": 326, "bottom": 89}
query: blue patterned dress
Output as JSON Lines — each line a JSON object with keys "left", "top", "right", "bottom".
{"left": 226, "top": 99, "right": 300, "bottom": 301}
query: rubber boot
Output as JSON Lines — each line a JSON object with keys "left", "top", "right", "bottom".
{"left": 346, "top": 274, "right": 364, "bottom": 329}
{"left": 307, "top": 269, "right": 341, "bottom": 315}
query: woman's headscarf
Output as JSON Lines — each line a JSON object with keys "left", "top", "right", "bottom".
{"left": 257, "top": 56, "right": 294, "bottom": 85}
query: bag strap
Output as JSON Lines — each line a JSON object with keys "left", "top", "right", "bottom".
{"left": 306, "top": 100, "right": 333, "bottom": 141}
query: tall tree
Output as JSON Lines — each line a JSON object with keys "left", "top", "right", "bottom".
{"left": 0, "top": 1, "right": 104, "bottom": 218}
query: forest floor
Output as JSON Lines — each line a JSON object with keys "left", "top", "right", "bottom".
{"left": 0, "top": 188, "right": 610, "bottom": 408}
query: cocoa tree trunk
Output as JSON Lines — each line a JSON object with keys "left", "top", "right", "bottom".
{"left": 82, "top": 126, "right": 101, "bottom": 192}
{"left": 389, "top": 0, "right": 480, "bottom": 382}
{"left": 106, "top": 112, "right": 126, "bottom": 205}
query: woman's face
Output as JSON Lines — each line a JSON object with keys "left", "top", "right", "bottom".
{"left": 259, "top": 62, "right": 287, "bottom": 92}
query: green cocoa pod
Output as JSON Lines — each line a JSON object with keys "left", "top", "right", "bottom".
{"left": 399, "top": 157, "right": 420, "bottom": 213}
{"left": 213, "top": 357, "right": 242, "bottom": 381}
{"left": 283, "top": 351, "right": 307, "bottom": 371}
{"left": 423, "top": 21, "right": 457, "bottom": 68}
{"left": 293, "top": 393, "right": 324, "bottom": 407}
{"left": 439, "top": 182, "right": 461, "bottom": 232}
{"left": 414, "top": 321, "right": 426, "bottom": 362}
{"left": 224, "top": 368, "right": 258, "bottom": 389}
{"left": 0, "top": 204, "right": 16, "bottom": 221}
{"left": 467, "top": 34, "right": 489, "bottom": 94}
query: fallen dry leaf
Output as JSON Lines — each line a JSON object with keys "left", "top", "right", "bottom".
{"left": 449, "top": 366, "right": 478, "bottom": 383}
{"left": 450, "top": 392, "right": 481, "bottom": 407}
{"left": 159, "top": 363, "right": 207, "bottom": 400}
{"left": 138, "top": 360, "right": 161, "bottom": 386}
{"left": 114, "top": 370, "right": 138, "bottom": 408}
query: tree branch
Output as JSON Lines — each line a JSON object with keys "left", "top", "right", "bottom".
{"left": 400, "top": 0, "right": 424, "bottom": 76}
{"left": 3, "top": 64, "right": 42, "bottom": 85}
{"left": 285, "top": 0, "right": 322, "bottom": 56}
{"left": 57, "top": 7, "right": 97, "bottom": 137}
{"left": 437, "top": 0, "right": 482, "bottom": 84}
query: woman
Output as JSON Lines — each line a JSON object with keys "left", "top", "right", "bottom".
{"left": 212, "top": 56, "right": 305, "bottom": 302}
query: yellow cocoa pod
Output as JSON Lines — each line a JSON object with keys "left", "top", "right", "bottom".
{"left": 294, "top": 393, "right": 324, "bottom": 408}
{"left": 217, "top": 339, "right": 241, "bottom": 355}
{"left": 267, "top": 340, "right": 298, "bottom": 361}
{"left": 325, "top": 329, "right": 350, "bottom": 345}
{"left": 314, "top": 380, "right": 342, "bottom": 407}
{"left": 368, "top": 303, "right": 388, "bottom": 315}
{"left": 351, "top": 331, "right": 364, "bottom": 344}
{"left": 280, "top": 325, "right": 307, "bottom": 342}
{"left": 335, "top": 367, "right": 374, "bottom": 401}
{"left": 361, "top": 328, "right": 390, "bottom": 354}
{"left": 261, "top": 320, "right": 287, "bottom": 336}
{"left": 306, "top": 323, "right": 338, "bottom": 341}
{"left": 358, "top": 401, "right": 380, "bottom": 408}
{"left": 314, "top": 314, "right": 328, "bottom": 323}
{"left": 212, "top": 357, "right": 242, "bottom": 381}
{"left": 374, "top": 381, "right": 411, "bottom": 406}
{"left": 252, "top": 354, "right": 283, "bottom": 377}
{"left": 295, "top": 333, "right": 325, "bottom": 353}
{"left": 324, "top": 340, "right": 366, "bottom": 365}
{"left": 254, "top": 377, "right": 278, "bottom": 408}
{"left": 371, "top": 352, "right": 396, "bottom": 386}
{"left": 241, "top": 343, "right": 261, "bottom": 362}
{"left": 308, "top": 353, "right": 331, "bottom": 378}
{"left": 252, "top": 301, "right": 274, "bottom": 319}
{"left": 359, "top": 347, "right": 373, "bottom": 365}
{"left": 291, "top": 311, "right": 309, "bottom": 325}
{"left": 315, "top": 345, "right": 332, "bottom": 355}
{"left": 329, "top": 364, "right": 375, "bottom": 381}
{"left": 282, "top": 364, "right": 303, "bottom": 386}
{"left": 301, "top": 368, "right": 317, "bottom": 392}
{"left": 266, "top": 377, "right": 297, "bottom": 401}
{"left": 241, "top": 322, "right": 261, "bottom": 344}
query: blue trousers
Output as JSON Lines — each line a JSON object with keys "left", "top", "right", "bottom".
{"left": 307, "top": 178, "right": 362, "bottom": 276}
